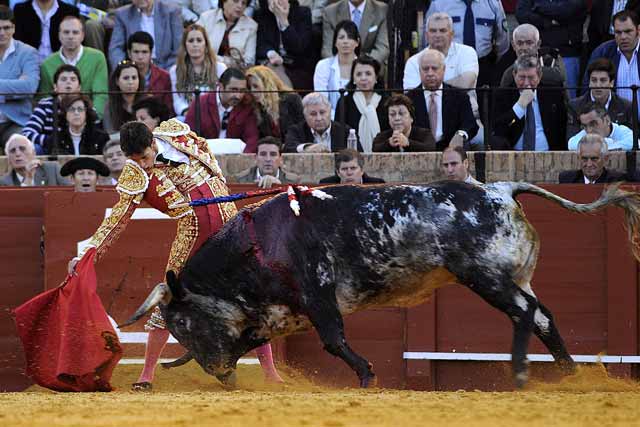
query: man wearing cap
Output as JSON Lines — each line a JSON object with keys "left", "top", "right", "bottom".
{"left": 66, "top": 118, "right": 283, "bottom": 391}
{"left": 61, "top": 157, "right": 110, "bottom": 192}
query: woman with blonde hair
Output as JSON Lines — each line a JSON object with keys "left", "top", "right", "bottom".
{"left": 246, "top": 65, "right": 303, "bottom": 138}
{"left": 170, "top": 24, "right": 227, "bottom": 118}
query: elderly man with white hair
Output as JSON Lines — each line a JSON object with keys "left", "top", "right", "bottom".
{"left": 0, "top": 134, "right": 67, "bottom": 186}
{"left": 284, "top": 92, "right": 353, "bottom": 153}
{"left": 559, "top": 133, "right": 628, "bottom": 184}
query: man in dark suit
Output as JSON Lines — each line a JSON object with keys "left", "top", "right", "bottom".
{"left": 234, "top": 137, "right": 301, "bottom": 188}
{"left": 0, "top": 134, "right": 67, "bottom": 186}
{"left": 284, "top": 92, "right": 353, "bottom": 153}
{"left": 587, "top": 0, "right": 640, "bottom": 55}
{"left": 13, "top": 0, "right": 79, "bottom": 62}
{"left": 407, "top": 49, "right": 478, "bottom": 151}
{"left": 568, "top": 58, "right": 633, "bottom": 139}
{"left": 108, "top": 0, "right": 183, "bottom": 71}
{"left": 184, "top": 67, "right": 259, "bottom": 153}
{"left": 492, "top": 54, "right": 567, "bottom": 151}
{"left": 559, "top": 134, "right": 628, "bottom": 183}
{"left": 319, "top": 148, "right": 385, "bottom": 184}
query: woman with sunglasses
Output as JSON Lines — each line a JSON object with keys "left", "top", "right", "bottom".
{"left": 170, "top": 24, "right": 227, "bottom": 119}
{"left": 45, "top": 94, "right": 110, "bottom": 155}
{"left": 103, "top": 60, "right": 147, "bottom": 135}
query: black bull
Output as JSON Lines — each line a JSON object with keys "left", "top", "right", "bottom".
{"left": 121, "top": 181, "right": 640, "bottom": 388}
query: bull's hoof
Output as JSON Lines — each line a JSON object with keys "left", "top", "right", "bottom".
{"left": 131, "top": 381, "right": 153, "bottom": 392}
{"left": 558, "top": 359, "right": 577, "bottom": 375}
{"left": 359, "top": 373, "right": 377, "bottom": 388}
{"left": 514, "top": 372, "right": 529, "bottom": 389}
{"left": 217, "top": 371, "right": 237, "bottom": 389}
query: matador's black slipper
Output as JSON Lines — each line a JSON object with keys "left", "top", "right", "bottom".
{"left": 131, "top": 381, "right": 153, "bottom": 392}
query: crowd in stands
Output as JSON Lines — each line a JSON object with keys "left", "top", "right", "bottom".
{"left": 1, "top": 0, "right": 640, "bottom": 187}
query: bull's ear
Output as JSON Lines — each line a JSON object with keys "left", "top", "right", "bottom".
{"left": 166, "top": 270, "right": 182, "bottom": 300}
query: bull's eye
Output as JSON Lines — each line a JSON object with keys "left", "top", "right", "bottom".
{"left": 177, "top": 318, "right": 186, "bottom": 327}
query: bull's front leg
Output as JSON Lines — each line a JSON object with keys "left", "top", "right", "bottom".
{"left": 306, "top": 300, "right": 376, "bottom": 387}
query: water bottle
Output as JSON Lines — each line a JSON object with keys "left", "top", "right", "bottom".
{"left": 347, "top": 129, "right": 358, "bottom": 151}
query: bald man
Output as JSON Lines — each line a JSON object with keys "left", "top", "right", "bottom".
{"left": 407, "top": 49, "right": 478, "bottom": 151}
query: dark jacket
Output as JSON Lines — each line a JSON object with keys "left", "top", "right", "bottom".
{"left": 319, "top": 173, "right": 385, "bottom": 184}
{"left": 583, "top": 39, "right": 640, "bottom": 92}
{"left": 492, "top": 81, "right": 568, "bottom": 151}
{"left": 255, "top": 94, "right": 304, "bottom": 139}
{"left": 515, "top": 0, "right": 587, "bottom": 57}
{"left": 233, "top": 166, "right": 301, "bottom": 185}
{"left": 372, "top": 127, "right": 436, "bottom": 152}
{"left": 254, "top": 0, "right": 313, "bottom": 70}
{"left": 284, "top": 120, "right": 354, "bottom": 153}
{"left": 44, "top": 126, "right": 110, "bottom": 155}
{"left": 14, "top": 1, "right": 80, "bottom": 53}
{"left": 335, "top": 91, "right": 389, "bottom": 138}
{"left": 558, "top": 168, "right": 628, "bottom": 183}
{"left": 407, "top": 83, "right": 479, "bottom": 151}
{"left": 587, "top": 0, "right": 640, "bottom": 54}
{"left": 566, "top": 92, "right": 633, "bottom": 139}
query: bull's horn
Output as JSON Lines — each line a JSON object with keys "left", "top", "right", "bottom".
{"left": 118, "top": 283, "right": 172, "bottom": 328}
{"left": 161, "top": 351, "right": 193, "bottom": 369}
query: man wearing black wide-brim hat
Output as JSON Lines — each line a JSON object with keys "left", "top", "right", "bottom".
{"left": 61, "top": 157, "right": 110, "bottom": 193}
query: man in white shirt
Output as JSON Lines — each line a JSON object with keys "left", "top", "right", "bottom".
{"left": 441, "top": 145, "right": 481, "bottom": 185}
{"left": 567, "top": 104, "right": 634, "bottom": 151}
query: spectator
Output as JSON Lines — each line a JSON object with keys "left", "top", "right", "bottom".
{"left": 567, "top": 58, "right": 633, "bottom": 139}
{"left": 284, "top": 91, "right": 352, "bottom": 153}
{"left": 318, "top": 148, "right": 385, "bottom": 184}
{"left": 425, "top": 0, "right": 509, "bottom": 91}
{"left": 586, "top": 10, "right": 640, "bottom": 105}
{"left": 133, "top": 96, "right": 171, "bottom": 131}
{"left": 255, "top": 0, "right": 314, "bottom": 89}
{"left": 335, "top": 55, "right": 386, "bottom": 153}
{"left": 60, "top": 156, "right": 110, "bottom": 192}
{"left": 174, "top": 0, "right": 216, "bottom": 23}
{"left": 516, "top": 0, "right": 587, "bottom": 98}
{"left": 246, "top": 65, "right": 304, "bottom": 138}
{"left": 492, "top": 54, "right": 567, "bottom": 150}
{"left": 441, "top": 145, "right": 481, "bottom": 185}
{"left": 197, "top": 0, "right": 258, "bottom": 67}
{"left": 322, "top": 0, "right": 388, "bottom": 68}
{"left": 170, "top": 24, "right": 227, "bottom": 118}
{"left": 407, "top": 49, "right": 478, "bottom": 151}
{"left": 127, "top": 31, "right": 174, "bottom": 115}
{"left": 403, "top": 12, "right": 483, "bottom": 148}
{"left": 39, "top": 16, "right": 108, "bottom": 120}
{"left": 45, "top": 94, "right": 109, "bottom": 155}
{"left": 23, "top": 65, "right": 81, "bottom": 155}
{"left": 13, "top": 0, "right": 80, "bottom": 62}
{"left": 184, "top": 67, "right": 259, "bottom": 152}
{"left": 101, "top": 139, "right": 126, "bottom": 185}
{"left": 108, "top": 0, "right": 183, "bottom": 71}
{"left": 103, "top": 60, "right": 146, "bottom": 134}
{"left": 373, "top": 94, "right": 435, "bottom": 152}
{"left": 499, "top": 24, "right": 567, "bottom": 90}
{"left": 0, "top": 5, "right": 40, "bottom": 152}
{"left": 588, "top": 0, "right": 640, "bottom": 55}
{"left": 559, "top": 133, "right": 628, "bottom": 183}
{"left": 234, "top": 136, "right": 301, "bottom": 188}
{"left": 568, "top": 104, "right": 633, "bottom": 151}
{"left": 314, "top": 19, "right": 359, "bottom": 118}
{"left": 0, "top": 134, "right": 67, "bottom": 186}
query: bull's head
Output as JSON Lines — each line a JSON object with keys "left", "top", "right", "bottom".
{"left": 120, "top": 271, "right": 264, "bottom": 385}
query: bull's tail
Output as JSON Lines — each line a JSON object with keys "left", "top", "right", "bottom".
{"left": 506, "top": 182, "right": 640, "bottom": 261}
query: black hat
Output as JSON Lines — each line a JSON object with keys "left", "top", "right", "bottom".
{"left": 61, "top": 157, "right": 111, "bottom": 177}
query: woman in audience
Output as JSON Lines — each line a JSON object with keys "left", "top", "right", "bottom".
{"left": 313, "top": 20, "right": 360, "bottom": 118}
{"left": 335, "top": 55, "right": 388, "bottom": 153}
{"left": 171, "top": 24, "right": 227, "bottom": 118}
{"left": 373, "top": 94, "right": 435, "bottom": 152}
{"left": 133, "top": 97, "right": 172, "bottom": 132}
{"left": 197, "top": 0, "right": 258, "bottom": 67}
{"left": 103, "top": 61, "right": 146, "bottom": 134}
{"left": 46, "top": 94, "right": 110, "bottom": 155}
{"left": 246, "top": 65, "right": 303, "bottom": 138}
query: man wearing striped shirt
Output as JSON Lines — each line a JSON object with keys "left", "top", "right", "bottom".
{"left": 22, "top": 64, "right": 81, "bottom": 155}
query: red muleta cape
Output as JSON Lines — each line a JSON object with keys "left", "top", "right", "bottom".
{"left": 12, "top": 249, "right": 123, "bottom": 392}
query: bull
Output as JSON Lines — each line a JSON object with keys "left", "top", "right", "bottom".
{"left": 121, "top": 181, "right": 640, "bottom": 388}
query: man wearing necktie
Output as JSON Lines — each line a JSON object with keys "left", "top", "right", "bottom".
{"left": 492, "top": 54, "right": 567, "bottom": 151}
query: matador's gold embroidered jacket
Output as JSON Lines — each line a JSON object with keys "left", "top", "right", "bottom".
{"left": 80, "top": 120, "right": 237, "bottom": 273}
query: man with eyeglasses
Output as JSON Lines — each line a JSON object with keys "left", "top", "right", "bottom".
{"left": 0, "top": 6, "right": 40, "bottom": 153}
{"left": 0, "top": 134, "right": 67, "bottom": 186}
{"left": 559, "top": 133, "right": 628, "bottom": 184}
{"left": 567, "top": 103, "right": 633, "bottom": 151}
{"left": 185, "top": 67, "right": 260, "bottom": 153}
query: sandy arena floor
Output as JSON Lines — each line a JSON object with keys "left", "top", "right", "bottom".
{"left": 1, "top": 364, "right": 639, "bottom": 427}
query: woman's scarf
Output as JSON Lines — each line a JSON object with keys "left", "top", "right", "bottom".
{"left": 353, "top": 91, "right": 381, "bottom": 153}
